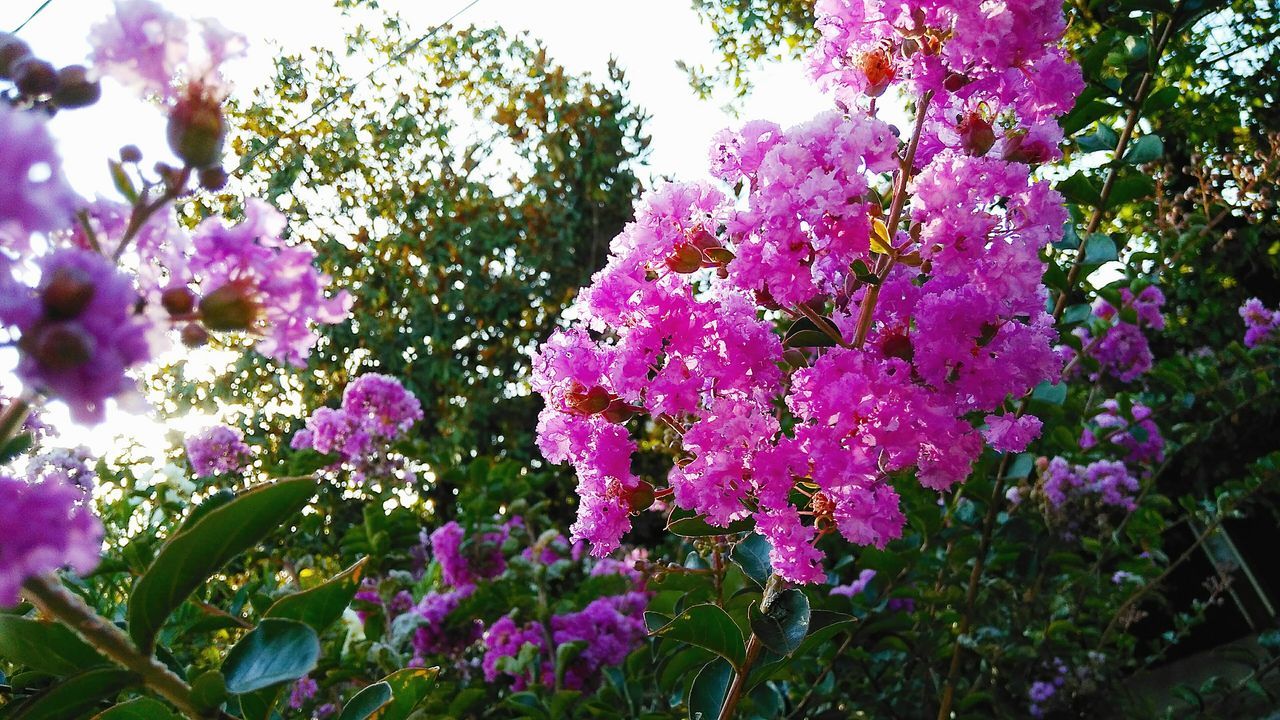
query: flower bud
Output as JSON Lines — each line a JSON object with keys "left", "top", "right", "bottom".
{"left": 958, "top": 112, "right": 995, "bottom": 157}
{"left": 24, "top": 323, "right": 94, "bottom": 370}
{"left": 160, "top": 286, "right": 197, "bottom": 316}
{"left": 198, "top": 165, "right": 229, "bottom": 191}
{"left": 860, "top": 49, "right": 896, "bottom": 97}
{"left": 41, "top": 266, "right": 96, "bottom": 320}
{"left": 52, "top": 65, "right": 101, "bottom": 108}
{"left": 198, "top": 282, "right": 258, "bottom": 331}
{"left": 180, "top": 322, "right": 209, "bottom": 348}
{"left": 167, "top": 93, "right": 226, "bottom": 169}
{"left": 0, "top": 34, "right": 31, "bottom": 79}
{"left": 627, "top": 481, "right": 656, "bottom": 514}
{"left": 664, "top": 243, "right": 705, "bottom": 274}
{"left": 565, "top": 383, "right": 613, "bottom": 416}
{"left": 12, "top": 57, "right": 57, "bottom": 96}
{"left": 120, "top": 145, "right": 143, "bottom": 163}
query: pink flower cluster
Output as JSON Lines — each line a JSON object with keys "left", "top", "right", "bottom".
{"left": 429, "top": 520, "right": 510, "bottom": 590}
{"left": 185, "top": 423, "right": 252, "bottom": 477}
{"left": 183, "top": 200, "right": 352, "bottom": 367}
{"left": 1040, "top": 457, "right": 1139, "bottom": 512}
{"left": 0, "top": 472, "right": 103, "bottom": 606}
{"left": 0, "top": 104, "right": 79, "bottom": 238}
{"left": 533, "top": 0, "right": 1077, "bottom": 583}
{"left": 807, "top": 0, "right": 1083, "bottom": 165}
{"left": 481, "top": 592, "right": 648, "bottom": 691}
{"left": 1066, "top": 286, "right": 1166, "bottom": 383}
{"left": 1240, "top": 298, "right": 1280, "bottom": 348}
{"left": 1080, "top": 400, "right": 1165, "bottom": 468}
{"left": 291, "top": 374, "right": 423, "bottom": 481}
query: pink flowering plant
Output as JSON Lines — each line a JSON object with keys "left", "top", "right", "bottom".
{"left": 4, "top": 0, "right": 1280, "bottom": 719}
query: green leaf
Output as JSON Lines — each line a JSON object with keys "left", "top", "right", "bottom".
{"left": 340, "top": 682, "right": 393, "bottom": 720}
{"left": 91, "top": 697, "right": 180, "bottom": 720}
{"left": 368, "top": 668, "right": 440, "bottom": 720}
{"left": 556, "top": 642, "right": 588, "bottom": 690}
{"left": 265, "top": 557, "right": 368, "bottom": 633}
{"left": 1077, "top": 124, "right": 1119, "bottom": 153}
{"left": 748, "top": 589, "right": 810, "bottom": 656}
{"left": 221, "top": 619, "right": 320, "bottom": 694}
{"left": 1108, "top": 173, "right": 1156, "bottom": 207}
{"left": 189, "top": 670, "right": 227, "bottom": 714}
{"left": 655, "top": 604, "right": 746, "bottom": 669}
{"left": 730, "top": 534, "right": 772, "bottom": 587}
{"left": 128, "top": 476, "right": 316, "bottom": 651}
{"left": 783, "top": 316, "right": 838, "bottom": 349}
{"left": 687, "top": 659, "right": 732, "bottom": 720}
{"left": 667, "top": 507, "right": 754, "bottom": 538}
{"left": 1122, "top": 135, "right": 1163, "bottom": 164}
{"left": 1083, "top": 234, "right": 1118, "bottom": 265}
{"left": 0, "top": 615, "right": 108, "bottom": 676}
{"left": 8, "top": 667, "right": 135, "bottom": 720}
{"left": 1057, "top": 172, "right": 1101, "bottom": 207}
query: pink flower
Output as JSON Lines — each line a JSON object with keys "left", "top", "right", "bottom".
{"left": 983, "top": 414, "right": 1044, "bottom": 453}
{"left": 185, "top": 424, "right": 252, "bottom": 476}
{"left": 0, "top": 105, "right": 79, "bottom": 238}
{"left": 0, "top": 473, "right": 103, "bottom": 606}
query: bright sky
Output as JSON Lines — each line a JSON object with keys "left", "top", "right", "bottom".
{"left": 0, "top": 0, "right": 835, "bottom": 455}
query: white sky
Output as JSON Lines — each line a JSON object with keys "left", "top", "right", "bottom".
{"left": 1, "top": 0, "right": 835, "bottom": 454}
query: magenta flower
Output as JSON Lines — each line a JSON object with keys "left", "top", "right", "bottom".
{"left": 2, "top": 249, "right": 153, "bottom": 424}
{"left": 188, "top": 200, "right": 351, "bottom": 367}
{"left": 185, "top": 424, "right": 252, "bottom": 476}
{"left": 1241, "top": 298, "right": 1280, "bottom": 348}
{"left": 0, "top": 473, "right": 103, "bottom": 606}
{"left": 0, "top": 104, "right": 79, "bottom": 238}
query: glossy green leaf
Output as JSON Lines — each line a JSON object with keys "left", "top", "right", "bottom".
{"left": 654, "top": 604, "right": 746, "bottom": 669}
{"left": 1122, "top": 134, "right": 1163, "bottom": 164}
{"left": 748, "top": 589, "right": 810, "bottom": 656}
{"left": 1057, "top": 172, "right": 1100, "bottom": 207}
{"left": 91, "top": 697, "right": 180, "bottom": 720}
{"left": 368, "top": 667, "right": 440, "bottom": 720}
{"left": 730, "top": 534, "right": 772, "bottom": 587}
{"left": 0, "top": 615, "right": 108, "bottom": 676}
{"left": 339, "top": 682, "right": 393, "bottom": 720}
{"left": 264, "top": 557, "right": 368, "bottom": 633}
{"left": 128, "top": 476, "right": 316, "bottom": 651}
{"left": 221, "top": 619, "right": 320, "bottom": 695}
{"left": 8, "top": 667, "right": 135, "bottom": 720}
{"left": 667, "top": 507, "right": 754, "bottom": 538}
{"left": 1083, "top": 234, "right": 1118, "bottom": 265}
{"left": 687, "top": 659, "right": 732, "bottom": 720}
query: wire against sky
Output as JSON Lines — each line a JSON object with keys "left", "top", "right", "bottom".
{"left": 230, "top": 0, "right": 483, "bottom": 177}
{"left": 11, "top": 0, "right": 54, "bottom": 33}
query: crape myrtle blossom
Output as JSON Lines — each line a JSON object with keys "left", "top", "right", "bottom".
{"left": 1, "top": 248, "right": 153, "bottom": 424}
{"left": 184, "top": 200, "right": 352, "bottom": 367}
{"left": 532, "top": 0, "right": 1078, "bottom": 584}
{"left": 1063, "top": 286, "right": 1166, "bottom": 383}
{"left": 292, "top": 373, "right": 423, "bottom": 482}
{"left": 1079, "top": 400, "right": 1165, "bottom": 469}
{"left": 1240, "top": 298, "right": 1280, "bottom": 348}
{"left": 185, "top": 423, "right": 253, "bottom": 477}
{"left": 0, "top": 104, "right": 80, "bottom": 238}
{"left": 0, "top": 472, "right": 103, "bottom": 606}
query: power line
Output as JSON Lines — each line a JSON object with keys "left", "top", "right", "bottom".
{"left": 230, "top": 0, "right": 482, "bottom": 178}
{"left": 12, "top": 0, "right": 54, "bottom": 34}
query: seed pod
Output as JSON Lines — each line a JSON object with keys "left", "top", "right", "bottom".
{"left": 0, "top": 33, "right": 32, "bottom": 79}
{"left": 13, "top": 57, "right": 57, "bottom": 96}
{"left": 52, "top": 65, "right": 101, "bottom": 108}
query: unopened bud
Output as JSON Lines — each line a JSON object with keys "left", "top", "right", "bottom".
{"left": 942, "top": 72, "right": 973, "bottom": 93}
{"left": 198, "top": 165, "right": 229, "bottom": 191}
{"left": 119, "top": 145, "right": 143, "bottom": 163}
{"left": 602, "top": 398, "right": 639, "bottom": 424}
{"left": 860, "top": 49, "right": 896, "bottom": 97}
{"left": 167, "top": 93, "right": 226, "bottom": 169}
{"left": 41, "top": 266, "right": 96, "bottom": 320}
{"left": 160, "top": 286, "right": 196, "bottom": 316}
{"left": 959, "top": 113, "right": 996, "bottom": 157}
{"left": 52, "top": 65, "right": 101, "bottom": 108}
{"left": 627, "top": 481, "right": 656, "bottom": 514}
{"left": 25, "top": 323, "right": 94, "bottom": 370}
{"left": 198, "top": 283, "right": 258, "bottom": 331}
{"left": 13, "top": 57, "right": 57, "bottom": 96}
{"left": 0, "top": 34, "right": 31, "bottom": 79}
{"left": 180, "top": 322, "right": 209, "bottom": 348}
{"left": 565, "top": 383, "right": 613, "bottom": 416}
{"left": 664, "top": 243, "right": 705, "bottom": 274}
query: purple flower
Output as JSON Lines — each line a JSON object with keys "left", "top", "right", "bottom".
{"left": 550, "top": 593, "right": 648, "bottom": 690}
{"left": 0, "top": 473, "right": 103, "bottom": 606}
{"left": 29, "top": 445, "right": 97, "bottom": 494}
{"left": 287, "top": 676, "right": 318, "bottom": 710}
{"left": 290, "top": 374, "right": 421, "bottom": 481}
{"left": 982, "top": 413, "right": 1043, "bottom": 453}
{"left": 0, "top": 104, "right": 79, "bottom": 238}
{"left": 88, "top": 0, "right": 188, "bottom": 100}
{"left": 410, "top": 587, "right": 479, "bottom": 662}
{"left": 482, "top": 615, "right": 548, "bottom": 689}
{"left": 830, "top": 568, "right": 877, "bottom": 597}
{"left": 189, "top": 200, "right": 351, "bottom": 367}
{"left": 429, "top": 521, "right": 506, "bottom": 589}
{"left": 1241, "top": 298, "right": 1280, "bottom": 348}
{"left": 2, "top": 249, "right": 153, "bottom": 424}
{"left": 185, "top": 424, "right": 252, "bottom": 476}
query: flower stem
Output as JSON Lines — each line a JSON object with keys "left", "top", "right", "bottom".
{"left": 717, "top": 634, "right": 764, "bottom": 720}
{"left": 22, "top": 573, "right": 227, "bottom": 720}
